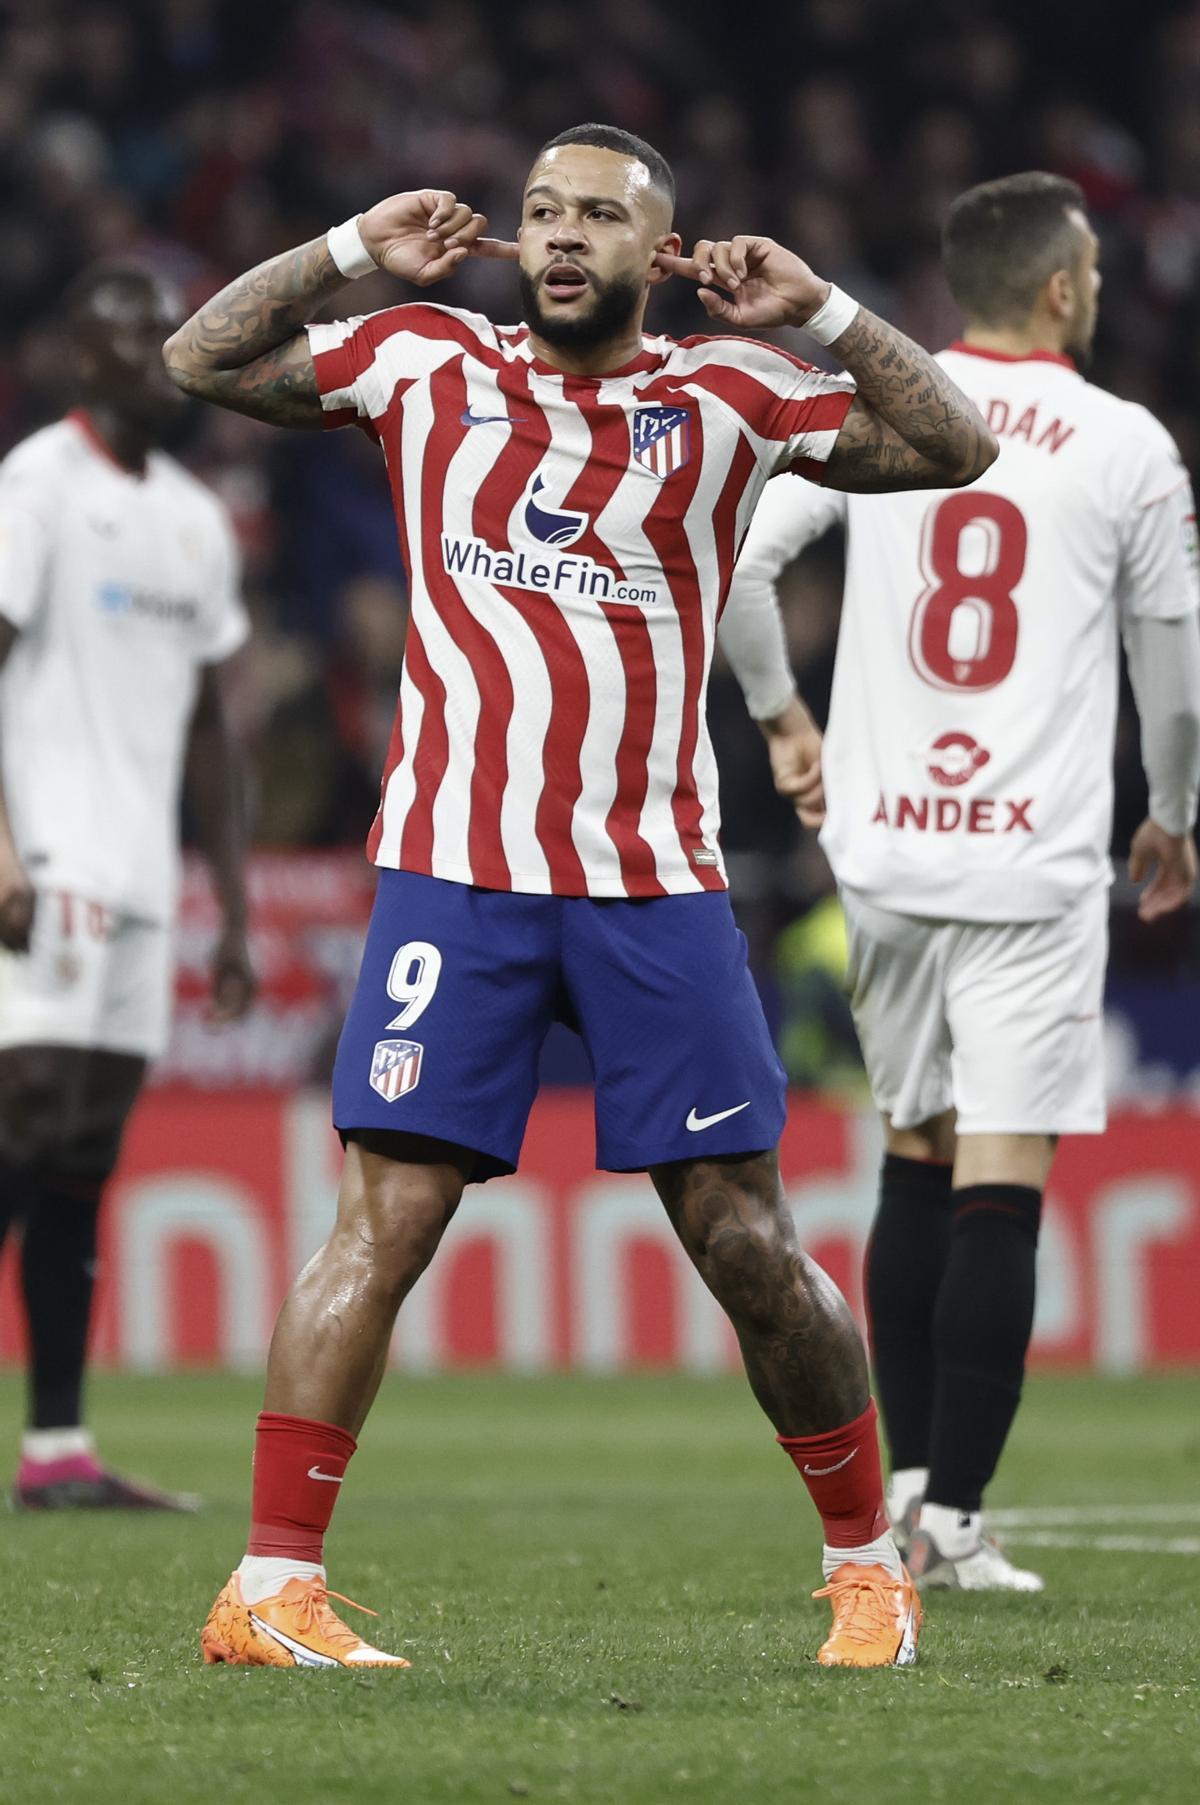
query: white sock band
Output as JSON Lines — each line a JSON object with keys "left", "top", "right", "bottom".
{"left": 237, "top": 1554, "right": 325, "bottom": 1606}
{"left": 22, "top": 1426, "right": 95, "bottom": 1463}
{"left": 327, "top": 215, "right": 377, "bottom": 281}
{"left": 801, "top": 283, "right": 860, "bottom": 346}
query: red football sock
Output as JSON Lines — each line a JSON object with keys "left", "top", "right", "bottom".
{"left": 246, "top": 1411, "right": 357, "bottom": 1563}
{"left": 777, "top": 1399, "right": 889, "bottom": 1548}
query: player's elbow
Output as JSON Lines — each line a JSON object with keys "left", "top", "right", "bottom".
{"left": 947, "top": 425, "right": 999, "bottom": 487}
{"left": 161, "top": 328, "right": 204, "bottom": 396}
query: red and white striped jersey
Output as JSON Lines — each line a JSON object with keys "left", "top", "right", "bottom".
{"left": 308, "top": 302, "right": 854, "bottom": 897}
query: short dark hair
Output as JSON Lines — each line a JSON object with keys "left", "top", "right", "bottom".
{"left": 58, "top": 260, "right": 158, "bottom": 327}
{"left": 536, "top": 122, "right": 675, "bottom": 210}
{"left": 943, "top": 172, "right": 1088, "bottom": 327}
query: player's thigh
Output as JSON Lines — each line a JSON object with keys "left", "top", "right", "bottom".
{"left": 333, "top": 870, "right": 561, "bottom": 1181}
{"left": 842, "top": 887, "right": 953, "bottom": 1131}
{"left": 945, "top": 887, "right": 1108, "bottom": 1137}
{"left": 563, "top": 890, "right": 786, "bottom": 1170}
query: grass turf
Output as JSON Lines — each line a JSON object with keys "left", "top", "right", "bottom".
{"left": 0, "top": 1371, "right": 1197, "bottom": 1804}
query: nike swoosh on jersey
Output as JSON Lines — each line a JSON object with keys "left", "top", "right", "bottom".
{"left": 685, "top": 1101, "right": 751, "bottom": 1132}
{"left": 307, "top": 1466, "right": 344, "bottom": 1483}
{"left": 460, "top": 407, "right": 526, "bottom": 427}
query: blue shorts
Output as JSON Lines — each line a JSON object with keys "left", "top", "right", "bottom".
{"left": 333, "top": 871, "right": 786, "bottom": 1182}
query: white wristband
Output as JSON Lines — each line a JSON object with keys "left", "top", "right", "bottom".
{"left": 326, "top": 215, "right": 377, "bottom": 281}
{"left": 800, "top": 283, "right": 860, "bottom": 346}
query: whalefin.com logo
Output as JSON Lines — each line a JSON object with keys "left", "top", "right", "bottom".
{"left": 440, "top": 470, "right": 659, "bottom": 607}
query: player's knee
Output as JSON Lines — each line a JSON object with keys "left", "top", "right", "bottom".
{"left": 331, "top": 1171, "right": 460, "bottom": 1300}
{"left": 0, "top": 1076, "right": 71, "bottom": 1171}
{"left": 700, "top": 1199, "right": 800, "bottom": 1322}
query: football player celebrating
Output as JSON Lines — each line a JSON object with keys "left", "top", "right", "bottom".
{"left": 0, "top": 266, "right": 255, "bottom": 1509}
{"left": 165, "top": 123, "right": 995, "bottom": 1669}
{"left": 723, "top": 172, "right": 1200, "bottom": 1589}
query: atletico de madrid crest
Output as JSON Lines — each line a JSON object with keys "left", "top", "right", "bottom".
{"left": 369, "top": 1038, "right": 424, "bottom": 1101}
{"left": 632, "top": 405, "right": 691, "bottom": 478}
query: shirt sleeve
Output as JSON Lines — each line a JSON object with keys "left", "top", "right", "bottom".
{"left": 1116, "top": 412, "right": 1200, "bottom": 624}
{"left": 193, "top": 505, "right": 250, "bottom": 664}
{"left": 0, "top": 458, "right": 56, "bottom": 631}
{"left": 720, "top": 474, "right": 847, "bottom": 720}
{"left": 740, "top": 342, "right": 857, "bottom": 482}
{"left": 306, "top": 302, "right": 487, "bottom": 435}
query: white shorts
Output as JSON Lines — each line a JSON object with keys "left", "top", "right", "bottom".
{"left": 842, "top": 884, "right": 1108, "bottom": 1136}
{"left": 0, "top": 890, "right": 173, "bottom": 1060}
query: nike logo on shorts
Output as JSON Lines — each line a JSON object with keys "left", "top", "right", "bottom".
{"left": 307, "top": 1466, "right": 344, "bottom": 1483}
{"left": 802, "top": 1449, "right": 858, "bottom": 1477}
{"left": 460, "top": 407, "right": 526, "bottom": 427}
{"left": 685, "top": 1101, "right": 751, "bottom": 1132}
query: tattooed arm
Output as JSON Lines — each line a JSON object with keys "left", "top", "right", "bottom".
{"left": 162, "top": 191, "right": 497, "bottom": 427}
{"left": 656, "top": 235, "right": 998, "bottom": 493}
{"left": 820, "top": 308, "right": 995, "bottom": 492}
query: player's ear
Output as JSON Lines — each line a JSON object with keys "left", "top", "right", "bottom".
{"left": 1045, "top": 266, "right": 1073, "bottom": 321}
{"left": 648, "top": 231, "right": 683, "bottom": 285}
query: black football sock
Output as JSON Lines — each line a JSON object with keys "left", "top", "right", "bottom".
{"left": 21, "top": 1174, "right": 104, "bottom": 1431}
{"left": 863, "top": 1153, "right": 955, "bottom": 1471}
{"left": 925, "top": 1183, "right": 1042, "bottom": 1513}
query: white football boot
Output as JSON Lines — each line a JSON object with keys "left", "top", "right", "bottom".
{"left": 909, "top": 1505, "right": 1044, "bottom": 1592}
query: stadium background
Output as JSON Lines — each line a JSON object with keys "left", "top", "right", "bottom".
{"left": 1, "top": 0, "right": 1198, "bottom": 1375}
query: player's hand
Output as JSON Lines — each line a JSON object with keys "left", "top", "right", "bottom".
{"left": 1128, "top": 817, "right": 1198, "bottom": 922}
{"left": 762, "top": 697, "right": 826, "bottom": 828}
{"left": 0, "top": 847, "right": 35, "bottom": 952}
{"left": 654, "top": 237, "right": 829, "bottom": 330}
{"left": 357, "top": 191, "right": 504, "bottom": 285}
{"left": 208, "top": 923, "right": 256, "bottom": 1023}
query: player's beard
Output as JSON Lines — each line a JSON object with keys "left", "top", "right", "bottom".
{"left": 519, "top": 266, "right": 644, "bottom": 351}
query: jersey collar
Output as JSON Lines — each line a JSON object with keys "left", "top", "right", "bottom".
{"left": 947, "top": 340, "right": 1077, "bottom": 371}
{"left": 510, "top": 328, "right": 665, "bottom": 380}
{"left": 67, "top": 408, "right": 149, "bottom": 477}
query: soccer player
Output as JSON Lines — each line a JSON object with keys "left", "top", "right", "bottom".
{"left": 723, "top": 172, "right": 1200, "bottom": 1589}
{"left": 164, "top": 123, "right": 996, "bottom": 1668}
{"left": 0, "top": 266, "right": 255, "bottom": 1509}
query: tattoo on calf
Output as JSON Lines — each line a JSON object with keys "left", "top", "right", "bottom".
{"left": 652, "top": 1152, "right": 869, "bottom": 1435}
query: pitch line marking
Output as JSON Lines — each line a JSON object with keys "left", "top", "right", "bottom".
{"left": 987, "top": 1503, "right": 1200, "bottom": 1528}
{"left": 1000, "top": 1531, "right": 1200, "bottom": 1556}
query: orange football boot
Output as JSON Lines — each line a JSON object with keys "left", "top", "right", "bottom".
{"left": 812, "top": 1561, "right": 922, "bottom": 1667}
{"left": 201, "top": 1573, "right": 410, "bottom": 1669}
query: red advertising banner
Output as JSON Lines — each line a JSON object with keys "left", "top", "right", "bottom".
{"left": 2, "top": 1092, "right": 1198, "bottom": 1374}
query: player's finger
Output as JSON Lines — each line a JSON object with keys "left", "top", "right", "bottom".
{"left": 469, "top": 237, "right": 521, "bottom": 260}
{"left": 653, "top": 251, "right": 701, "bottom": 279}
{"left": 729, "top": 237, "right": 751, "bottom": 282}
{"left": 414, "top": 245, "right": 469, "bottom": 284}
{"left": 1128, "top": 848, "right": 1148, "bottom": 883}
{"left": 697, "top": 286, "right": 736, "bottom": 321}
{"left": 690, "top": 239, "right": 715, "bottom": 284}
{"left": 709, "top": 242, "right": 741, "bottom": 291}
{"left": 438, "top": 201, "right": 478, "bottom": 245}
{"left": 446, "top": 211, "right": 488, "bottom": 249}
{"left": 424, "top": 190, "right": 459, "bottom": 235}
{"left": 797, "top": 802, "right": 826, "bottom": 829}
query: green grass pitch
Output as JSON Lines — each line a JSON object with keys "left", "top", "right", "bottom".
{"left": 0, "top": 1371, "right": 1197, "bottom": 1804}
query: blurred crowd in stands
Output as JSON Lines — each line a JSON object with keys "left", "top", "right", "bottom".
{"left": 2, "top": 0, "right": 1198, "bottom": 1051}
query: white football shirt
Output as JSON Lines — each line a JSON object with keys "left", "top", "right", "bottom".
{"left": 308, "top": 301, "right": 854, "bottom": 898}
{"left": 729, "top": 345, "right": 1200, "bottom": 920}
{"left": 0, "top": 412, "right": 249, "bottom": 923}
